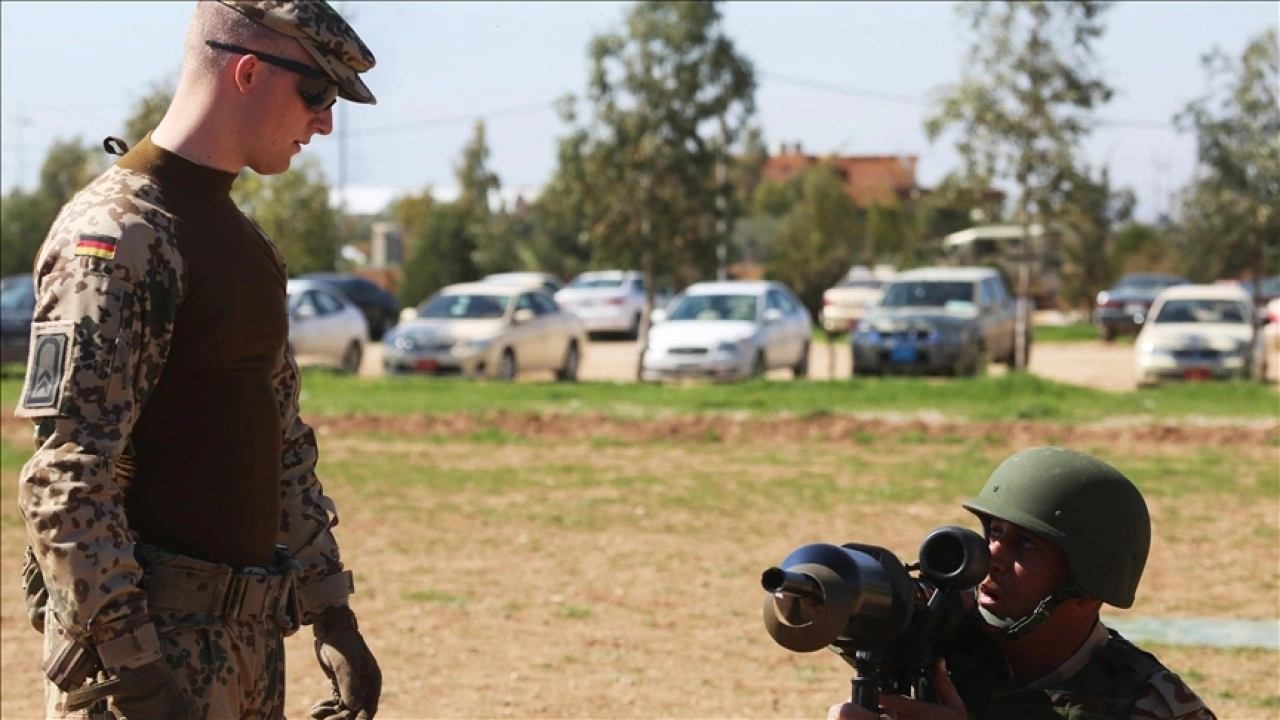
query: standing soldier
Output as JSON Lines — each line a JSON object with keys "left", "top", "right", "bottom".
{"left": 17, "top": 1, "right": 381, "bottom": 717}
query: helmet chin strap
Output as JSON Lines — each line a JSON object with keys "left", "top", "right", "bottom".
{"left": 979, "top": 585, "right": 1084, "bottom": 641}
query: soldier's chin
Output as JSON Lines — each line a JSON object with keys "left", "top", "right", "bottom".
{"left": 249, "top": 156, "right": 293, "bottom": 177}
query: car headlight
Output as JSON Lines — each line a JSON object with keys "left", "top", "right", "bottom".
{"left": 460, "top": 337, "right": 493, "bottom": 351}
{"left": 716, "top": 340, "right": 743, "bottom": 354}
{"left": 1139, "top": 341, "right": 1170, "bottom": 355}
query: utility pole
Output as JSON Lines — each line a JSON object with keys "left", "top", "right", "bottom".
{"left": 10, "top": 104, "right": 32, "bottom": 191}
{"left": 715, "top": 156, "right": 727, "bottom": 282}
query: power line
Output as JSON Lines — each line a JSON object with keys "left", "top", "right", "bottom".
{"left": 346, "top": 100, "right": 559, "bottom": 138}
{"left": 758, "top": 71, "right": 1178, "bottom": 132}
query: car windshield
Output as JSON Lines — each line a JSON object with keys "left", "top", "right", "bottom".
{"left": 837, "top": 278, "right": 882, "bottom": 290}
{"left": 667, "top": 294, "right": 758, "bottom": 322}
{"left": 879, "top": 281, "right": 974, "bottom": 308}
{"left": 568, "top": 276, "right": 624, "bottom": 289}
{"left": 1116, "top": 276, "right": 1180, "bottom": 292}
{"left": 0, "top": 278, "right": 34, "bottom": 311}
{"left": 418, "top": 293, "right": 510, "bottom": 319}
{"left": 1153, "top": 299, "right": 1249, "bottom": 324}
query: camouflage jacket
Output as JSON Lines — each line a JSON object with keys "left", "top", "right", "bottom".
{"left": 945, "top": 620, "right": 1216, "bottom": 720}
{"left": 16, "top": 138, "right": 352, "bottom": 673}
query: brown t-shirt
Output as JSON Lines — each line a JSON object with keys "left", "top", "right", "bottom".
{"left": 116, "top": 137, "right": 285, "bottom": 569}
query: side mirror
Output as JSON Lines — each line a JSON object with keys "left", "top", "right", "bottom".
{"left": 763, "top": 308, "right": 783, "bottom": 324}
{"left": 399, "top": 307, "right": 418, "bottom": 325}
{"left": 513, "top": 308, "right": 535, "bottom": 325}
{"left": 650, "top": 308, "right": 668, "bottom": 324}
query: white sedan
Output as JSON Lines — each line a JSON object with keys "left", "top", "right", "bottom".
{"left": 384, "top": 282, "right": 586, "bottom": 381}
{"left": 554, "top": 270, "right": 649, "bottom": 338}
{"left": 286, "top": 278, "right": 368, "bottom": 374}
{"left": 1134, "top": 284, "right": 1259, "bottom": 386}
{"left": 640, "top": 281, "right": 812, "bottom": 381}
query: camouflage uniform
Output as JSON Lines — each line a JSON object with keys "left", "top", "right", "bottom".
{"left": 16, "top": 2, "right": 377, "bottom": 717}
{"left": 943, "top": 618, "right": 1216, "bottom": 719}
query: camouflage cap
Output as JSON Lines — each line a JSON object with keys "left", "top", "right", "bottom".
{"left": 216, "top": 0, "right": 377, "bottom": 105}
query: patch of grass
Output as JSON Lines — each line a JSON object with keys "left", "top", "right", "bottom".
{"left": 5, "top": 369, "right": 1276, "bottom": 423}
{"left": 403, "top": 589, "right": 470, "bottom": 607}
{"left": 1033, "top": 323, "right": 1104, "bottom": 343}
{"left": 556, "top": 605, "right": 594, "bottom": 620}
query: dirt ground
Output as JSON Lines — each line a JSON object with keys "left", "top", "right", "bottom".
{"left": 2, "top": 341, "right": 1277, "bottom": 719}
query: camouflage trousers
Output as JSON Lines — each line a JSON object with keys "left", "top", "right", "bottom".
{"left": 43, "top": 609, "right": 286, "bottom": 720}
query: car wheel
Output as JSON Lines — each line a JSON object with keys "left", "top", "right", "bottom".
{"left": 340, "top": 341, "right": 362, "bottom": 375}
{"left": 1099, "top": 324, "right": 1116, "bottom": 342}
{"left": 792, "top": 342, "right": 809, "bottom": 379}
{"left": 628, "top": 313, "right": 642, "bottom": 340}
{"left": 751, "top": 350, "right": 766, "bottom": 378}
{"left": 961, "top": 343, "right": 987, "bottom": 377}
{"left": 556, "top": 341, "right": 580, "bottom": 382}
{"left": 497, "top": 348, "right": 517, "bottom": 381}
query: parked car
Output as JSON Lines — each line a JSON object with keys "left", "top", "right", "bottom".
{"left": 286, "top": 278, "right": 368, "bottom": 374}
{"left": 1261, "top": 297, "right": 1280, "bottom": 381}
{"left": 850, "top": 266, "right": 1025, "bottom": 377}
{"left": 554, "top": 270, "right": 648, "bottom": 339}
{"left": 1240, "top": 275, "right": 1280, "bottom": 324}
{"left": 298, "top": 272, "right": 399, "bottom": 340}
{"left": 819, "top": 266, "right": 895, "bottom": 334}
{"left": 1134, "top": 284, "right": 1259, "bottom": 386}
{"left": 1093, "top": 273, "right": 1187, "bottom": 341}
{"left": 480, "top": 271, "right": 565, "bottom": 297}
{"left": 640, "top": 280, "right": 812, "bottom": 381}
{"left": 384, "top": 282, "right": 585, "bottom": 381}
{"left": 1, "top": 274, "right": 35, "bottom": 366}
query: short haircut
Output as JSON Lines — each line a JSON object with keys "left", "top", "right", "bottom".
{"left": 182, "top": 1, "right": 295, "bottom": 79}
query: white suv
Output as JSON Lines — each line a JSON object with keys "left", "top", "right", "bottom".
{"left": 554, "top": 270, "right": 649, "bottom": 338}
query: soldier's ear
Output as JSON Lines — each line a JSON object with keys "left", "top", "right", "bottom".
{"left": 231, "top": 54, "right": 262, "bottom": 96}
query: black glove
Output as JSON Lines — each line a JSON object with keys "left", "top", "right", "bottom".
{"left": 311, "top": 605, "right": 381, "bottom": 720}
{"left": 64, "top": 660, "right": 195, "bottom": 719}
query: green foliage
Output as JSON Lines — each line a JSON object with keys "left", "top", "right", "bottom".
{"left": 122, "top": 77, "right": 175, "bottom": 148}
{"left": 1, "top": 137, "right": 100, "bottom": 276}
{"left": 926, "top": 1, "right": 1115, "bottom": 233}
{"left": 398, "top": 202, "right": 478, "bottom": 306}
{"left": 1175, "top": 28, "right": 1280, "bottom": 283}
{"left": 232, "top": 158, "right": 341, "bottom": 275}
{"left": 0, "top": 189, "right": 56, "bottom": 276}
{"left": 765, "top": 162, "right": 860, "bottom": 317}
{"left": 562, "top": 0, "right": 757, "bottom": 289}
{"left": 1059, "top": 166, "right": 1135, "bottom": 309}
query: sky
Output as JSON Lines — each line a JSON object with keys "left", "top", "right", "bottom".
{"left": 1, "top": 1, "right": 1276, "bottom": 220}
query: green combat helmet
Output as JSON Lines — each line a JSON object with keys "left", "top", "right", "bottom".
{"left": 961, "top": 446, "right": 1151, "bottom": 639}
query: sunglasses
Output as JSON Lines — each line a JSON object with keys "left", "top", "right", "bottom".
{"left": 206, "top": 40, "right": 339, "bottom": 114}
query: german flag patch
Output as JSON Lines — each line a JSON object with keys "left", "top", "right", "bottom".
{"left": 75, "top": 234, "right": 118, "bottom": 260}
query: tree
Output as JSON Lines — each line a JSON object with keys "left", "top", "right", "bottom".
{"left": 232, "top": 158, "right": 341, "bottom": 275}
{"left": 1058, "top": 165, "right": 1134, "bottom": 309}
{"left": 564, "top": 0, "right": 756, "bottom": 322}
{"left": 123, "top": 77, "right": 175, "bottom": 148}
{"left": 0, "top": 138, "right": 99, "bottom": 276}
{"left": 1174, "top": 28, "right": 1279, "bottom": 286}
{"left": 925, "top": 0, "right": 1115, "bottom": 368}
{"left": 766, "top": 162, "right": 860, "bottom": 318}
{"left": 522, "top": 119, "right": 595, "bottom": 279}
{"left": 397, "top": 203, "right": 477, "bottom": 306}
{"left": 455, "top": 121, "right": 519, "bottom": 276}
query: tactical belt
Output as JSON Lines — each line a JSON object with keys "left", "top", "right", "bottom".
{"left": 136, "top": 545, "right": 302, "bottom": 636}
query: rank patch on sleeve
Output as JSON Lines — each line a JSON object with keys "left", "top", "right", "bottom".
{"left": 20, "top": 328, "right": 70, "bottom": 412}
{"left": 75, "top": 233, "right": 119, "bottom": 260}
